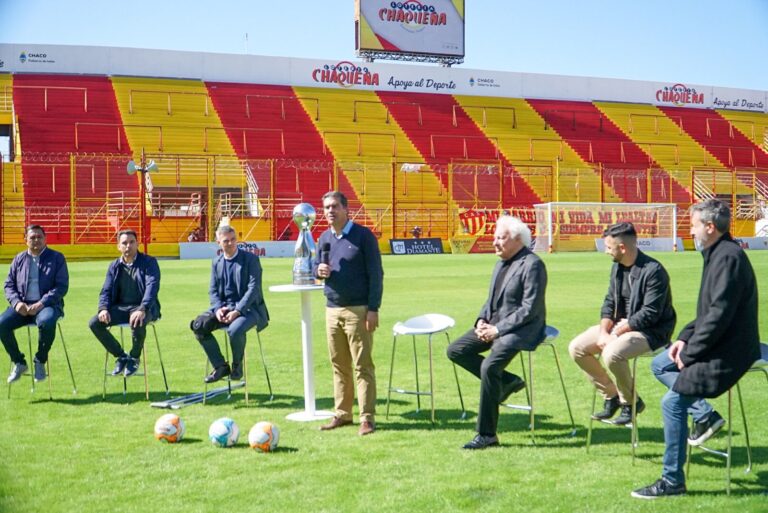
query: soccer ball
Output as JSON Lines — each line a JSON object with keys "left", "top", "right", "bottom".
{"left": 209, "top": 417, "right": 239, "bottom": 448}
{"left": 248, "top": 421, "right": 280, "bottom": 453}
{"left": 154, "top": 413, "right": 185, "bottom": 443}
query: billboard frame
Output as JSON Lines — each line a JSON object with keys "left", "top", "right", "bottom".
{"left": 355, "top": 0, "right": 465, "bottom": 66}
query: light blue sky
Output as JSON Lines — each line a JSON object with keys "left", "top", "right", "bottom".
{"left": 0, "top": 0, "right": 766, "bottom": 90}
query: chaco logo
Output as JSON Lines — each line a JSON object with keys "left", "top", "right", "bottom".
{"left": 19, "top": 52, "right": 27, "bottom": 64}
{"left": 379, "top": 1, "right": 448, "bottom": 31}
{"left": 656, "top": 83, "right": 704, "bottom": 106}
{"left": 311, "top": 61, "right": 380, "bottom": 88}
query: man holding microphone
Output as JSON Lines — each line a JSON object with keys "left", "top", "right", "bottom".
{"left": 314, "top": 191, "right": 383, "bottom": 436}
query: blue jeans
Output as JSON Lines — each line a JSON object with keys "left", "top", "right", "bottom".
{"left": 0, "top": 306, "right": 61, "bottom": 364}
{"left": 651, "top": 349, "right": 714, "bottom": 485}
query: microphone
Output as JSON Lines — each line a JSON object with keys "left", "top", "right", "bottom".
{"left": 321, "top": 243, "right": 331, "bottom": 265}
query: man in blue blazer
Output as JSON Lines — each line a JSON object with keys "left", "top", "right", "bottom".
{"left": 89, "top": 230, "right": 161, "bottom": 378}
{"left": 447, "top": 216, "right": 547, "bottom": 449}
{"left": 1, "top": 225, "right": 68, "bottom": 383}
{"left": 191, "top": 226, "right": 269, "bottom": 383}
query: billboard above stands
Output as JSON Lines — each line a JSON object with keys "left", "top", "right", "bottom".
{"left": 179, "top": 241, "right": 295, "bottom": 259}
{"left": 356, "top": 0, "right": 464, "bottom": 60}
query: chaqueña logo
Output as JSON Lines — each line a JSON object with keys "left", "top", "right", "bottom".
{"left": 19, "top": 52, "right": 27, "bottom": 64}
{"left": 379, "top": 1, "right": 448, "bottom": 32}
{"left": 656, "top": 83, "right": 704, "bottom": 107}
{"left": 312, "top": 61, "right": 380, "bottom": 88}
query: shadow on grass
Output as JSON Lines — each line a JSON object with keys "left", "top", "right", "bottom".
{"left": 688, "top": 444, "right": 768, "bottom": 477}
{"left": 381, "top": 408, "right": 475, "bottom": 431}
{"left": 584, "top": 424, "right": 664, "bottom": 447}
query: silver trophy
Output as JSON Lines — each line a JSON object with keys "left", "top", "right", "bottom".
{"left": 292, "top": 203, "right": 317, "bottom": 285}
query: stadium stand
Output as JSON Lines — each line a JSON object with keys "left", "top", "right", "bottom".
{"left": 1, "top": 45, "right": 766, "bottom": 251}
{"left": 12, "top": 75, "right": 138, "bottom": 243}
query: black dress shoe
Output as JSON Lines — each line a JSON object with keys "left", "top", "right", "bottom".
{"left": 462, "top": 434, "right": 499, "bottom": 450}
{"left": 614, "top": 397, "right": 645, "bottom": 425}
{"left": 204, "top": 363, "right": 231, "bottom": 383}
{"left": 592, "top": 395, "right": 620, "bottom": 420}
{"left": 230, "top": 362, "right": 243, "bottom": 381}
{"left": 499, "top": 376, "right": 526, "bottom": 404}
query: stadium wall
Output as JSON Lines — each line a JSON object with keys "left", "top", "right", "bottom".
{"left": 1, "top": 44, "right": 765, "bottom": 113}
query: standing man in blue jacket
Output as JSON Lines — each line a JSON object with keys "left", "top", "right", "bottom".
{"left": 89, "top": 230, "right": 161, "bottom": 378}
{"left": 191, "top": 225, "right": 269, "bottom": 383}
{"left": 1, "top": 225, "right": 69, "bottom": 383}
{"left": 314, "top": 191, "right": 383, "bottom": 436}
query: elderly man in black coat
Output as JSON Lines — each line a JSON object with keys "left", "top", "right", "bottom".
{"left": 447, "top": 215, "right": 547, "bottom": 450}
{"left": 632, "top": 199, "right": 760, "bottom": 499}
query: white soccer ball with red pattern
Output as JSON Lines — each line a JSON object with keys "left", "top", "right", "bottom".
{"left": 248, "top": 421, "right": 280, "bottom": 452}
{"left": 154, "top": 413, "right": 186, "bottom": 443}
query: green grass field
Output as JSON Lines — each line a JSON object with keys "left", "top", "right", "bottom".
{"left": 1, "top": 251, "right": 766, "bottom": 513}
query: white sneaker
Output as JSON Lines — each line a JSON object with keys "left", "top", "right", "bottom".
{"left": 33, "top": 359, "right": 47, "bottom": 382}
{"left": 7, "top": 362, "right": 28, "bottom": 383}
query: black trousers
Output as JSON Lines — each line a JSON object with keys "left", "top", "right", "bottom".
{"left": 89, "top": 306, "right": 155, "bottom": 359}
{"left": 447, "top": 328, "right": 521, "bottom": 436}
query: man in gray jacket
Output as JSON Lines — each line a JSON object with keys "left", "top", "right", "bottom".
{"left": 447, "top": 216, "right": 547, "bottom": 449}
{"left": 569, "top": 222, "right": 676, "bottom": 425}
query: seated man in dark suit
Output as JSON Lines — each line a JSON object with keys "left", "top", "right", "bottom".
{"left": 191, "top": 225, "right": 269, "bottom": 383}
{"left": 1, "top": 225, "right": 69, "bottom": 383}
{"left": 89, "top": 230, "right": 161, "bottom": 378}
{"left": 447, "top": 215, "right": 547, "bottom": 449}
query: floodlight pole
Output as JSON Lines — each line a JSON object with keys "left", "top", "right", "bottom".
{"left": 135, "top": 148, "right": 151, "bottom": 255}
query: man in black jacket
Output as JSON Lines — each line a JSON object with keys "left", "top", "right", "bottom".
{"left": 569, "top": 222, "right": 676, "bottom": 425}
{"left": 632, "top": 200, "right": 760, "bottom": 499}
{"left": 89, "top": 230, "right": 161, "bottom": 378}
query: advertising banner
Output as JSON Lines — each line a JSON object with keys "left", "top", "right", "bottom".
{"left": 732, "top": 237, "right": 768, "bottom": 250}
{"left": 594, "top": 238, "right": 684, "bottom": 252}
{"left": 0, "top": 44, "right": 765, "bottom": 111}
{"left": 179, "top": 241, "right": 295, "bottom": 259}
{"left": 356, "top": 0, "right": 464, "bottom": 58}
{"left": 389, "top": 238, "right": 444, "bottom": 255}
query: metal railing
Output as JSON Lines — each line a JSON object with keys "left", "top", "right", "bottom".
{"left": 455, "top": 104, "right": 516, "bottom": 129}
{"left": 128, "top": 89, "right": 209, "bottom": 116}
{"left": 3, "top": 84, "right": 88, "bottom": 112}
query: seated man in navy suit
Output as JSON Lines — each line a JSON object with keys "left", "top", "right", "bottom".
{"left": 191, "top": 226, "right": 269, "bottom": 383}
{"left": 447, "top": 216, "right": 547, "bottom": 449}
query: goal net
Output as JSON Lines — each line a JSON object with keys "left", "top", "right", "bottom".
{"left": 533, "top": 202, "right": 678, "bottom": 252}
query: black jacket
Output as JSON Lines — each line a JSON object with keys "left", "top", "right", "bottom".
{"left": 98, "top": 252, "right": 161, "bottom": 320}
{"left": 600, "top": 250, "right": 676, "bottom": 350}
{"left": 674, "top": 233, "right": 760, "bottom": 398}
